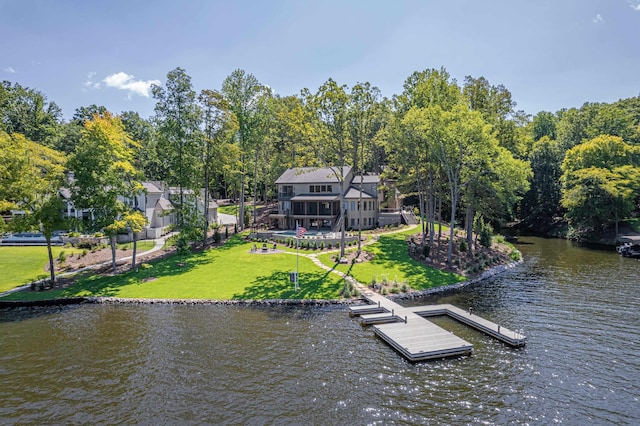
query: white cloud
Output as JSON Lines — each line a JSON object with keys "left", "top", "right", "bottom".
{"left": 592, "top": 13, "right": 604, "bottom": 23}
{"left": 83, "top": 71, "right": 101, "bottom": 91}
{"left": 3, "top": 66, "right": 16, "bottom": 73}
{"left": 627, "top": 1, "right": 640, "bottom": 11}
{"left": 102, "top": 72, "right": 160, "bottom": 98}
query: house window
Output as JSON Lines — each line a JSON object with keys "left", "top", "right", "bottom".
{"left": 321, "top": 185, "right": 326, "bottom": 192}
{"left": 327, "top": 185, "right": 332, "bottom": 192}
{"left": 310, "top": 185, "right": 315, "bottom": 193}
{"left": 350, "top": 218, "right": 355, "bottom": 227}
{"left": 350, "top": 201, "right": 355, "bottom": 211}
{"left": 315, "top": 185, "right": 321, "bottom": 192}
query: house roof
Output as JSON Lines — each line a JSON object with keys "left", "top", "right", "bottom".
{"left": 143, "top": 181, "right": 164, "bottom": 193}
{"left": 59, "top": 188, "right": 72, "bottom": 199}
{"left": 275, "top": 166, "right": 353, "bottom": 184}
{"left": 154, "top": 198, "right": 174, "bottom": 211}
{"left": 353, "top": 174, "right": 380, "bottom": 184}
{"left": 290, "top": 194, "right": 340, "bottom": 202}
{"left": 343, "top": 187, "right": 375, "bottom": 199}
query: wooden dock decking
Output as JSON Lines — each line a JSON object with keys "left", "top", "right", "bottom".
{"left": 349, "top": 291, "right": 526, "bottom": 361}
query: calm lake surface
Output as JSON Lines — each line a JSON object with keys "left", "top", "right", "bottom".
{"left": 1, "top": 237, "right": 639, "bottom": 425}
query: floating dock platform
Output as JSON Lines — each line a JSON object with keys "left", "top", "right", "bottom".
{"left": 349, "top": 292, "right": 526, "bottom": 361}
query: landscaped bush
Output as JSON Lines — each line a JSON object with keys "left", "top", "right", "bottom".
{"left": 423, "top": 245, "right": 430, "bottom": 258}
{"left": 57, "top": 251, "right": 66, "bottom": 263}
{"left": 458, "top": 238, "right": 467, "bottom": 253}
{"left": 509, "top": 249, "right": 522, "bottom": 261}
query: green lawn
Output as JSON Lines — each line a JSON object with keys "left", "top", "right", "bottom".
{"left": 317, "top": 227, "right": 465, "bottom": 291}
{"left": 116, "top": 241, "right": 155, "bottom": 251}
{"left": 0, "top": 246, "right": 83, "bottom": 292}
{"left": 2, "top": 235, "right": 345, "bottom": 301}
{"left": 0, "top": 242, "right": 156, "bottom": 293}
{"left": 217, "top": 204, "right": 255, "bottom": 216}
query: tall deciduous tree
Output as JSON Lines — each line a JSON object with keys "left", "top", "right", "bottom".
{"left": 152, "top": 68, "right": 203, "bottom": 243}
{"left": 349, "top": 82, "right": 383, "bottom": 253}
{"left": 68, "top": 113, "right": 143, "bottom": 269}
{"left": 221, "top": 69, "right": 267, "bottom": 231}
{"left": 561, "top": 135, "right": 640, "bottom": 238}
{"left": 0, "top": 81, "right": 63, "bottom": 148}
{"left": 0, "top": 131, "right": 67, "bottom": 282}
{"left": 199, "top": 89, "right": 237, "bottom": 244}
{"left": 305, "top": 78, "right": 351, "bottom": 258}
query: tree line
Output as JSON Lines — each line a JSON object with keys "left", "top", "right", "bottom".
{"left": 2, "top": 67, "right": 640, "bottom": 282}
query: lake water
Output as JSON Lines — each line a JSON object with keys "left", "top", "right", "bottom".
{"left": 1, "top": 237, "right": 639, "bottom": 424}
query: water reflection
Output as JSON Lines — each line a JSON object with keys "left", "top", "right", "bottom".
{"left": 1, "top": 237, "right": 639, "bottom": 424}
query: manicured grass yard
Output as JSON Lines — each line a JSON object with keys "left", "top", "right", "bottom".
{"left": 0, "top": 242, "right": 155, "bottom": 293}
{"left": 317, "top": 227, "right": 465, "bottom": 291}
{"left": 0, "top": 246, "right": 83, "bottom": 292}
{"left": 116, "top": 241, "right": 155, "bottom": 251}
{"left": 2, "top": 235, "right": 345, "bottom": 301}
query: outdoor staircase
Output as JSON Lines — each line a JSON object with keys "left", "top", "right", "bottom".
{"left": 401, "top": 210, "right": 419, "bottom": 225}
{"left": 332, "top": 214, "right": 344, "bottom": 232}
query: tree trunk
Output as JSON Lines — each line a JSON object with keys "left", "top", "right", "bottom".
{"left": 357, "top": 173, "right": 363, "bottom": 254}
{"left": 253, "top": 147, "right": 259, "bottom": 228}
{"left": 339, "top": 175, "right": 346, "bottom": 259}
{"left": 466, "top": 204, "right": 474, "bottom": 258}
{"left": 110, "top": 235, "right": 117, "bottom": 270}
{"left": 239, "top": 159, "right": 245, "bottom": 231}
{"left": 418, "top": 186, "right": 425, "bottom": 249}
{"left": 427, "top": 175, "right": 435, "bottom": 247}
{"left": 448, "top": 188, "right": 457, "bottom": 266}
{"left": 203, "top": 140, "right": 211, "bottom": 246}
{"left": 131, "top": 233, "right": 138, "bottom": 270}
{"left": 46, "top": 236, "right": 56, "bottom": 284}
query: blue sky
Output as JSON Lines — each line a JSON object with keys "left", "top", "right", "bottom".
{"left": 1, "top": 0, "right": 639, "bottom": 120}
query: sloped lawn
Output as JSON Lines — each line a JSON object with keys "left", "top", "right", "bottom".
{"left": 2, "top": 235, "right": 345, "bottom": 301}
{"left": 317, "top": 228, "right": 465, "bottom": 291}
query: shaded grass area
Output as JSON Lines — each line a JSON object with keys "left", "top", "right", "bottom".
{"left": 317, "top": 227, "right": 465, "bottom": 291}
{"left": 2, "top": 235, "right": 345, "bottom": 301}
{"left": 0, "top": 246, "right": 83, "bottom": 292}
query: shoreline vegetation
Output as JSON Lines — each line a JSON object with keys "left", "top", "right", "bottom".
{"left": 0, "top": 224, "right": 522, "bottom": 306}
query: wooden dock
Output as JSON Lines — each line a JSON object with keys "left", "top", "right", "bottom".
{"left": 349, "top": 292, "right": 526, "bottom": 361}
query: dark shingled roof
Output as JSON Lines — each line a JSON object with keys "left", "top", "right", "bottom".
{"left": 275, "top": 166, "right": 352, "bottom": 184}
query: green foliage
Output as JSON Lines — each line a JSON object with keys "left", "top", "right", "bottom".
{"left": 458, "top": 238, "right": 468, "bottom": 253}
{"left": 509, "top": 249, "right": 522, "bottom": 261}
{"left": 561, "top": 135, "right": 640, "bottom": 235}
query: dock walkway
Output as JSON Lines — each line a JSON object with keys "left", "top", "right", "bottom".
{"left": 349, "top": 290, "right": 525, "bottom": 361}
{"left": 295, "top": 225, "right": 525, "bottom": 361}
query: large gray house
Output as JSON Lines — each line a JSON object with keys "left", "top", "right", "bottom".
{"left": 271, "top": 166, "right": 383, "bottom": 231}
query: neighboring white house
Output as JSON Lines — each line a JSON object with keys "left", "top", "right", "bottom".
{"left": 60, "top": 179, "right": 218, "bottom": 239}
{"left": 271, "top": 166, "right": 383, "bottom": 231}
